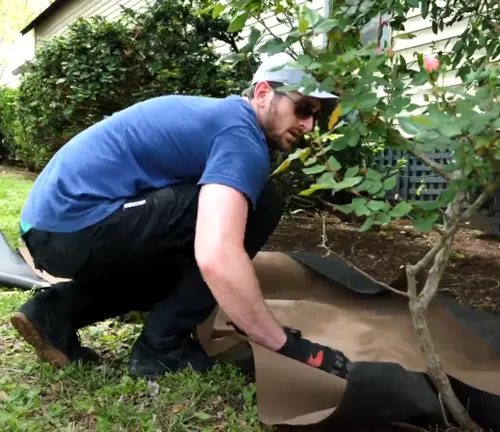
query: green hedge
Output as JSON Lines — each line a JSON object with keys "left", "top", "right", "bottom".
{"left": 0, "top": 87, "right": 22, "bottom": 161}
{"left": 12, "top": 0, "right": 258, "bottom": 171}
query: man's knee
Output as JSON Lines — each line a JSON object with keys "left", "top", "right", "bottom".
{"left": 255, "top": 179, "right": 284, "bottom": 228}
{"left": 244, "top": 179, "right": 284, "bottom": 256}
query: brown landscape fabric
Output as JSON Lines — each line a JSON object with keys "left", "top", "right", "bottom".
{"left": 196, "top": 251, "right": 500, "bottom": 427}
{"left": 18, "top": 247, "right": 500, "bottom": 430}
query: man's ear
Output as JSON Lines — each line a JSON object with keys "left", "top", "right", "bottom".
{"left": 253, "top": 81, "right": 273, "bottom": 107}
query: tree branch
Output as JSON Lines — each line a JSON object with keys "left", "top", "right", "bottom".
{"left": 410, "top": 174, "right": 500, "bottom": 279}
{"left": 406, "top": 148, "right": 453, "bottom": 181}
{"left": 319, "top": 215, "right": 409, "bottom": 298}
{"left": 256, "top": 17, "right": 299, "bottom": 59}
{"left": 406, "top": 189, "right": 483, "bottom": 431}
{"left": 369, "top": 117, "right": 453, "bottom": 181}
{"left": 284, "top": 14, "right": 306, "bottom": 52}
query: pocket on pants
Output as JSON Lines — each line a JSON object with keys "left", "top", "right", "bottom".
{"left": 24, "top": 228, "right": 92, "bottom": 279}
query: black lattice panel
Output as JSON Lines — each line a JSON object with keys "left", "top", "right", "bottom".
{"left": 375, "top": 149, "right": 500, "bottom": 236}
{"left": 376, "top": 149, "right": 451, "bottom": 201}
{"left": 486, "top": 191, "right": 500, "bottom": 235}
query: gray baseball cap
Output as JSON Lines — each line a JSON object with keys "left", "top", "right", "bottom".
{"left": 251, "top": 53, "right": 338, "bottom": 100}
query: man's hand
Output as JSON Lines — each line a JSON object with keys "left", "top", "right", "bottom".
{"left": 228, "top": 323, "right": 351, "bottom": 378}
{"left": 277, "top": 327, "right": 351, "bottom": 378}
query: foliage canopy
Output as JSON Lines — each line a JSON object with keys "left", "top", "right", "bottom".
{"left": 10, "top": 0, "right": 257, "bottom": 170}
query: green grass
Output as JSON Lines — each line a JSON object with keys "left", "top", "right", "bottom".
{"left": 0, "top": 171, "right": 267, "bottom": 432}
{"left": 0, "top": 174, "right": 33, "bottom": 248}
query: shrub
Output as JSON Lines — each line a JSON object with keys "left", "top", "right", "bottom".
{"left": 14, "top": 0, "right": 258, "bottom": 171}
{"left": 0, "top": 87, "right": 22, "bottom": 162}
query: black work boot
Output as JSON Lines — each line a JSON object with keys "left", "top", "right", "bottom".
{"left": 10, "top": 288, "right": 99, "bottom": 367}
{"left": 129, "top": 329, "right": 215, "bottom": 378}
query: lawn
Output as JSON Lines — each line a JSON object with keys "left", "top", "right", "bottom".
{"left": 0, "top": 170, "right": 266, "bottom": 432}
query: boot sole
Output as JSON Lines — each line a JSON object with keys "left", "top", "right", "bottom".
{"left": 10, "top": 312, "right": 70, "bottom": 367}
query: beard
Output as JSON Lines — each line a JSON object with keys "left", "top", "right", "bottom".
{"left": 259, "top": 98, "right": 298, "bottom": 151}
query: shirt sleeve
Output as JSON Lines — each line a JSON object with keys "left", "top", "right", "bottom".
{"left": 198, "top": 126, "right": 270, "bottom": 209}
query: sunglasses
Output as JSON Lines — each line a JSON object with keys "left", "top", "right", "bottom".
{"left": 275, "top": 90, "right": 319, "bottom": 120}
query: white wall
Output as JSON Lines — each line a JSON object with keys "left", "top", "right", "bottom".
{"left": 0, "top": 33, "right": 36, "bottom": 87}
{"left": 36, "top": 0, "right": 153, "bottom": 47}
{"left": 391, "top": 8, "right": 471, "bottom": 108}
{"left": 212, "top": 0, "right": 327, "bottom": 56}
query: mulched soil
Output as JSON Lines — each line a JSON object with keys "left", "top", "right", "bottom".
{"left": 0, "top": 164, "right": 38, "bottom": 180}
{"left": 264, "top": 213, "right": 500, "bottom": 314}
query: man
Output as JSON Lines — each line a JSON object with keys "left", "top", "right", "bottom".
{"left": 10, "top": 53, "right": 351, "bottom": 379}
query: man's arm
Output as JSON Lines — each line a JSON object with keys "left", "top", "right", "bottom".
{"left": 194, "top": 182, "right": 287, "bottom": 351}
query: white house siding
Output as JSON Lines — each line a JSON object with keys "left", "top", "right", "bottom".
{"left": 35, "top": 0, "right": 152, "bottom": 48}
{"left": 391, "top": 8, "right": 471, "bottom": 109}
{"left": 212, "top": 0, "right": 327, "bottom": 56}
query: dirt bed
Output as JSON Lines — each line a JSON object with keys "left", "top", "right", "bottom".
{"left": 264, "top": 213, "right": 500, "bottom": 314}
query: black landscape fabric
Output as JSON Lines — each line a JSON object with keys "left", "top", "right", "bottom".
{"left": 282, "top": 251, "right": 500, "bottom": 431}
{"left": 0, "top": 231, "right": 499, "bottom": 430}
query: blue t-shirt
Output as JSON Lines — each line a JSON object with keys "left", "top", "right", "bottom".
{"left": 20, "top": 95, "right": 270, "bottom": 233}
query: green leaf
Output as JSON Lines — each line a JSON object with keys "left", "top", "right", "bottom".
{"left": 352, "top": 198, "right": 371, "bottom": 217}
{"left": 410, "top": 115, "right": 437, "bottom": 129}
{"left": 334, "top": 203, "right": 353, "bottom": 214}
{"left": 211, "top": 4, "right": 225, "bottom": 18}
{"left": 420, "top": 0, "right": 430, "bottom": 18}
{"left": 394, "top": 33, "right": 417, "bottom": 39}
{"left": 327, "top": 155, "right": 342, "bottom": 171}
{"left": 411, "top": 200, "right": 442, "bottom": 210}
{"left": 375, "top": 212, "right": 391, "bottom": 224}
{"left": 412, "top": 212, "right": 440, "bottom": 232}
{"left": 354, "top": 179, "right": 374, "bottom": 192}
{"left": 398, "top": 117, "right": 420, "bottom": 136}
{"left": 438, "top": 122, "right": 463, "bottom": 138}
{"left": 368, "top": 181, "right": 383, "bottom": 194}
{"left": 367, "top": 200, "right": 389, "bottom": 212}
{"left": 332, "top": 176, "right": 364, "bottom": 190}
{"left": 247, "top": 27, "right": 261, "bottom": 48}
{"left": 314, "top": 19, "right": 339, "bottom": 33}
{"left": 302, "top": 5, "right": 321, "bottom": 26}
{"left": 356, "top": 92, "right": 379, "bottom": 111}
{"left": 296, "top": 54, "right": 313, "bottom": 67}
{"left": 352, "top": 197, "right": 367, "bottom": 211}
{"left": 63, "top": 105, "right": 74, "bottom": 118}
{"left": 228, "top": 12, "right": 249, "bottom": 32}
{"left": 194, "top": 412, "right": 212, "bottom": 420}
{"left": 383, "top": 175, "right": 397, "bottom": 190}
{"left": 359, "top": 215, "right": 375, "bottom": 232}
{"left": 366, "top": 168, "right": 383, "bottom": 182}
{"left": 257, "top": 38, "right": 285, "bottom": 54}
{"left": 410, "top": 70, "right": 428, "bottom": 86}
{"left": 344, "top": 166, "right": 359, "bottom": 178}
{"left": 302, "top": 164, "right": 326, "bottom": 175}
{"left": 354, "top": 205, "right": 372, "bottom": 217}
{"left": 438, "top": 188, "right": 457, "bottom": 205}
{"left": 270, "top": 148, "right": 310, "bottom": 175}
{"left": 315, "top": 143, "right": 332, "bottom": 156}
{"left": 304, "top": 156, "right": 317, "bottom": 166}
{"left": 298, "top": 18, "right": 309, "bottom": 33}
{"left": 389, "top": 201, "right": 413, "bottom": 217}
{"left": 316, "top": 172, "right": 336, "bottom": 186}
{"left": 299, "top": 184, "right": 329, "bottom": 196}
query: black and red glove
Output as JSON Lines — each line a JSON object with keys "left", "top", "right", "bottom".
{"left": 277, "top": 326, "right": 351, "bottom": 378}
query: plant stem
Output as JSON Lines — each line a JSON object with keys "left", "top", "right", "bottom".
{"left": 405, "top": 186, "right": 490, "bottom": 430}
{"left": 319, "top": 214, "right": 409, "bottom": 297}
{"left": 406, "top": 148, "right": 453, "bottom": 181}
